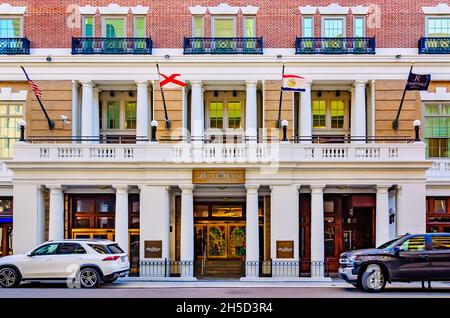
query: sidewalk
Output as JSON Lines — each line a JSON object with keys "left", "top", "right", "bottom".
{"left": 112, "top": 277, "right": 450, "bottom": 289}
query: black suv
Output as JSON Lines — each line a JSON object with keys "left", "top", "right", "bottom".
{"left": 339, "top": 233, "right": 450, "bottom": 292}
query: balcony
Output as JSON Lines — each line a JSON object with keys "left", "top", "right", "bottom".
{"left": 419, "top": 37, "right": 450, "bottom": 54}
{"left": 183, "top": 37, "right": 263, "bottom": 55}
{"left": 0, "top": 38, "right": 30, "bottom": 55}
{"left": 11, "top": 142, "right": 426, "bottom": 165}
{"left": 295, "top": 37, "right": 376, "bottom": 55}
{"left": 71, "top": 37, "right": 152, "bottom": 55}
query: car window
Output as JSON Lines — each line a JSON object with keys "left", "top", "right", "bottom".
{"left": 377, "top": 237, "right": 404, "bottom": 249}
{"left": 57, "top": 243, "right": 87, "bottom": 255}
{"left": 107, "top": 244, "right": 124, "bottom": 254}
{"left": 432, "top": 236, "right": 450, "bottom": 251}
{"left": 32, "top": 243, "right": 59, "bottom": 256}
{"left": 88, "top": 244, "right": 109, "bottom": 254}
{"left": 401, "top": 236, "right": 426, "bottom": 252}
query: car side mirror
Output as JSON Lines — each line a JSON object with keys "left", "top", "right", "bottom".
{"left": 394, "top": 246, "right": 404, "bottom": 254}
{"left": 26, "top": 252, "right": 34, "bottom": 257}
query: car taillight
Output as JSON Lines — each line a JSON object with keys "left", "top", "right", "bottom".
{"left": 102, "top": 255, "right": 120, "bottom": 261}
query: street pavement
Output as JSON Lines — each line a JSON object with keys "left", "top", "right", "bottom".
{"left": 0, "top": 279, "right": 449, "bottom": 298}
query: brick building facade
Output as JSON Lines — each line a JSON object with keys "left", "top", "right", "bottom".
{"left": 0, "top": 1, "right": 449, "bottom": 281}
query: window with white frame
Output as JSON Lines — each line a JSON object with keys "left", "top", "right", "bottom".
{"left": 102, "top": 17, "right": 126, "bottom": 38}
{"left": 311, "top": 91, "right": 349, "bottom": 134}
{"left": 354, "top": 16, "right": 366, "bottom": 37}
{"left": 427, "top": 17, "right": 450, "bottom": 37}
{"left": 322, "top": 17, "right": 345, "bottom": 37}
{"left": 0, "top": 16, "right": 22, "bottom": 37}
{"left": 0, "top": 103, "right": 23, "bottom": 159}
{"left": 133, "top": 16, "right": 146, "bottom": 37}
{"left": 425, "top": 103, "right": 450, "bottom": 158}
{"left": 212, "top": 16, "right": 236, "bottom": 37}
{"left": 243, "top": 16, "right": 255, "bottom": 37}
{"left": 101, "top": 93, "right": 137, "bottom": 134}
{"left": 82, "top": 16, "right": 94, "bottom": 37}
{"left": 192, "top": 15, "right": 204, "bottom": 37}
{"left": 302, "top": 16, "right": 314, "bottom": 37}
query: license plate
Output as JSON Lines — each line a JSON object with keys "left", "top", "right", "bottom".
{"left": 121, "top": 256, "right": 126, "bottom": 263}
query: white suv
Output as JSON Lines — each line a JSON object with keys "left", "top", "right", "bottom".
{"left": 0, "top": 239, "right": 129, "bottom": 288}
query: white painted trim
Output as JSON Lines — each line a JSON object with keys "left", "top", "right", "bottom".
{"left": 318, "top": 3, "right": 349, "bottom": 15}
{"left": 421, "top": 87, "right": 450, "bottom": 101}
{"left": 422, "top": 3, "right": 450, "bottom": 15}
{"left": 241, "top": 6, "right": 259, "bottom": 15}
{"left": 299, "top": 6, "right": 317, "bottom": 15}
{"left": 98, "top": 3, "right": 129, "bottom": 15}
{"left": 189, "top": 5, "right": 207, "bottom": 15}
{"left": 0, "top": 87, "right": 27, "bottom": 101}
{"left": 79, "top": 5, "right": 97, "bottom": 15}
{"left": 131, "top": 6, "right": 149, "bottom": 15}
{"left": 0, "top": 3, "right": 26, "bottom": 15}
{"left": 351, "top": 6, "right": 369, "bottom": 15}
{"left": 209, "top": 3, "right": 240, "bottom": 15}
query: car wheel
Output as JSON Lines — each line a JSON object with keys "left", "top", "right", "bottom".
{"left": 0, "top": 267, "right": 20, "bottom": 288}
{"left": 78, "top": 268, "right": 100, "bottom": 289}
{"left": 361, "top": 264, "right": 386, "bottom": 293}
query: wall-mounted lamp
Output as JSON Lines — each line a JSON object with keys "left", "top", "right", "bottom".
{"left": 336, "top": 90, "right": 341, "bottom": 97}
{"left": 18, "top": 119, "right": 26, "bottom": 142}
{"left": 46, "top": 55, "right": 52, "bottom": 62}
{"left": 214, "top": 90, "right": 218, "bottom": 97}
{"left": 389, "top": 208, "right": 396, "bottom": 224}
{"left": 277, "top": 54, "right": 282, "bottom": 59}
{"left": 165, "top": 54, "right": 170, "bottom": 59}
{"left": 151, "top": 120, "right": 158, "bottom": 142}
{"left": 128, "top": 91, "right": 134, "bottom": 97}
{"left": 232, "top": 90, "right": 237, "bottom": 97}
{"left": 60, "top": 115, "right": 70, "bottom": 126}
{"left": 110, "top": 91, "right": 115, "bottom": 97}
{"left": 281, "top": 119, "right": 288, "bottom": 142}
{"left": 413, "top": 119, "right": 421, "bottom": 142}
{"left": 317, "top": 91, "right": 322, "bottom": 97}
{"left": 395, "top": 54, "right": 402, "bottom": 59}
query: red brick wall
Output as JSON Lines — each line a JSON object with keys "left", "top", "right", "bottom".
{"left": 7, "top": 0, "right": 444, "bottom": 48}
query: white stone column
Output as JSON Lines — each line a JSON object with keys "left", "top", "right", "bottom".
{"left": 180, "top": 185, "right": 194, "bottom": 276}
{"left": 299, "top": 80, "right": 312, "bottom": 144}
{"left": 114, "top": 185, "right": 129, "bottom": 255}
{"left": 376, "top": 185, "right": 391, "bottom": 247}
{"left": 48, "top": 185, "right": 64, "bottom": 241}
{"left": 71, "top": 81, "right": 79, "bottom": 142}
{"left": 81, "top": 81, "right": 94, "bottom": 143}
{"left": 245, "top": 81, "right": 258, "bottom": 143}
{"left": 12, "top": 184, "right": 46, "bottom": 254}
{"left": 190, "top": 81, "right": 204, "bottom": 143}
{"left": 136, "top": 81, "right": 149, "bottom": 143}
{"left": 352, "top": 80, "right": 367, "bottom": 143}
{"left": 245, "top": 185, "right": 260, "bottom": 277}
{"left": 311, "top": 185, "right": 325, "bottom": 278}
{"left": 396, "top": 183, "right": 426, "bottom": 235}
{"left": 139, "top": 185, "right": 171, "bottom": 277}
{"left": 93, "top": 87, "right": 100, "bottom": 142}
{"left": 270, "top": 185, "right": 299, "bottom": 277}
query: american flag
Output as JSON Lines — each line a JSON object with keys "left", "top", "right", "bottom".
{"left": 28, "top": 79, "right": 42, "bottom": 98}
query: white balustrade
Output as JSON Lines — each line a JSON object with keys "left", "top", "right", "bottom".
{"left": 12, "top": 142, "right": 427, "bottom": 165}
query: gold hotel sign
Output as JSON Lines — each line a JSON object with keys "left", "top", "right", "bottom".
{"left": 192, "top": 169, "right": 245, "bottom": 184}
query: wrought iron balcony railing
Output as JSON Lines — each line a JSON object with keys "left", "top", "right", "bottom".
{"left": 296, "top": 37, "right": 376, "bottom": 55}
{"left": 0, "top": 38, "right": 30, "bottom": 55}
{"left": 419, "top": 37, "right": 450, "bottom": 54}
{"left": 72, "top": 37, "right": 152, "bottom": 55}
{"left": 183, "top": 37, "right": 263, "bottom": 54}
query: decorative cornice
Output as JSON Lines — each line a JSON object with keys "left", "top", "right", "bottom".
{"left": 208, "top": 3, "right": 240, "bottom": 15}
{"left": 0, "top": 3, "right": 26, "bottom": 15}
{"left": 240, "top": 5, "right": 259, "bottom": 15}
{"left": 318, "top": 3, "right": 349, "bottom": 15}
{"left": 189, "top": 5, "right": 207, "bottom": 15}
{"left": 0, "top": 87, "right": 27, "bottom": 101}
{"left": 98, "top": 3, "right": 129, "bottom": 15}
{"left": 351, "top": 6, "right": 370, "bottom": 15}
{"left": 421, "top": 87, "right": 450, "bottom": 101}
{"left": 299, "top": 5, "right": 317, "bottom": 15}
{"left": 79, "top": 5, "right": 97, "bottom": 15}
{"left": 131, "top": 5, "right": 149, "bottom": 15}
{"left": 422, "top": 3, "right": 450, "bottom": 15}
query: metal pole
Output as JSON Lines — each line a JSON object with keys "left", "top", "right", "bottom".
{"left": 276, "top": 64, "right": 286, "bottom": 128}
{"left": 392, "top": 65, "right": 414, "bottom": 130}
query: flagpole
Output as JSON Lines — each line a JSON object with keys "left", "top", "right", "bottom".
{"left": 276, "top": 63, "right": 286, "bottom": 129}
{"left": 392, "top": 64, "right": 414, "bottom": 131}
{"left": 156, "top": 63, "right": 172, "bottom": 130}
{"left": 20, "top": 66, "right": 55, "bottom": 130}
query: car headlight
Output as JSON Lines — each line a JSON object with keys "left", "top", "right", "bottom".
{"left": 348, "top": 255, "right": 362, "bottom": 263}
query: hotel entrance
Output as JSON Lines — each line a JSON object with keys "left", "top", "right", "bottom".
{"left": 194, "top": 202, "right": 248, "bottom": 278}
